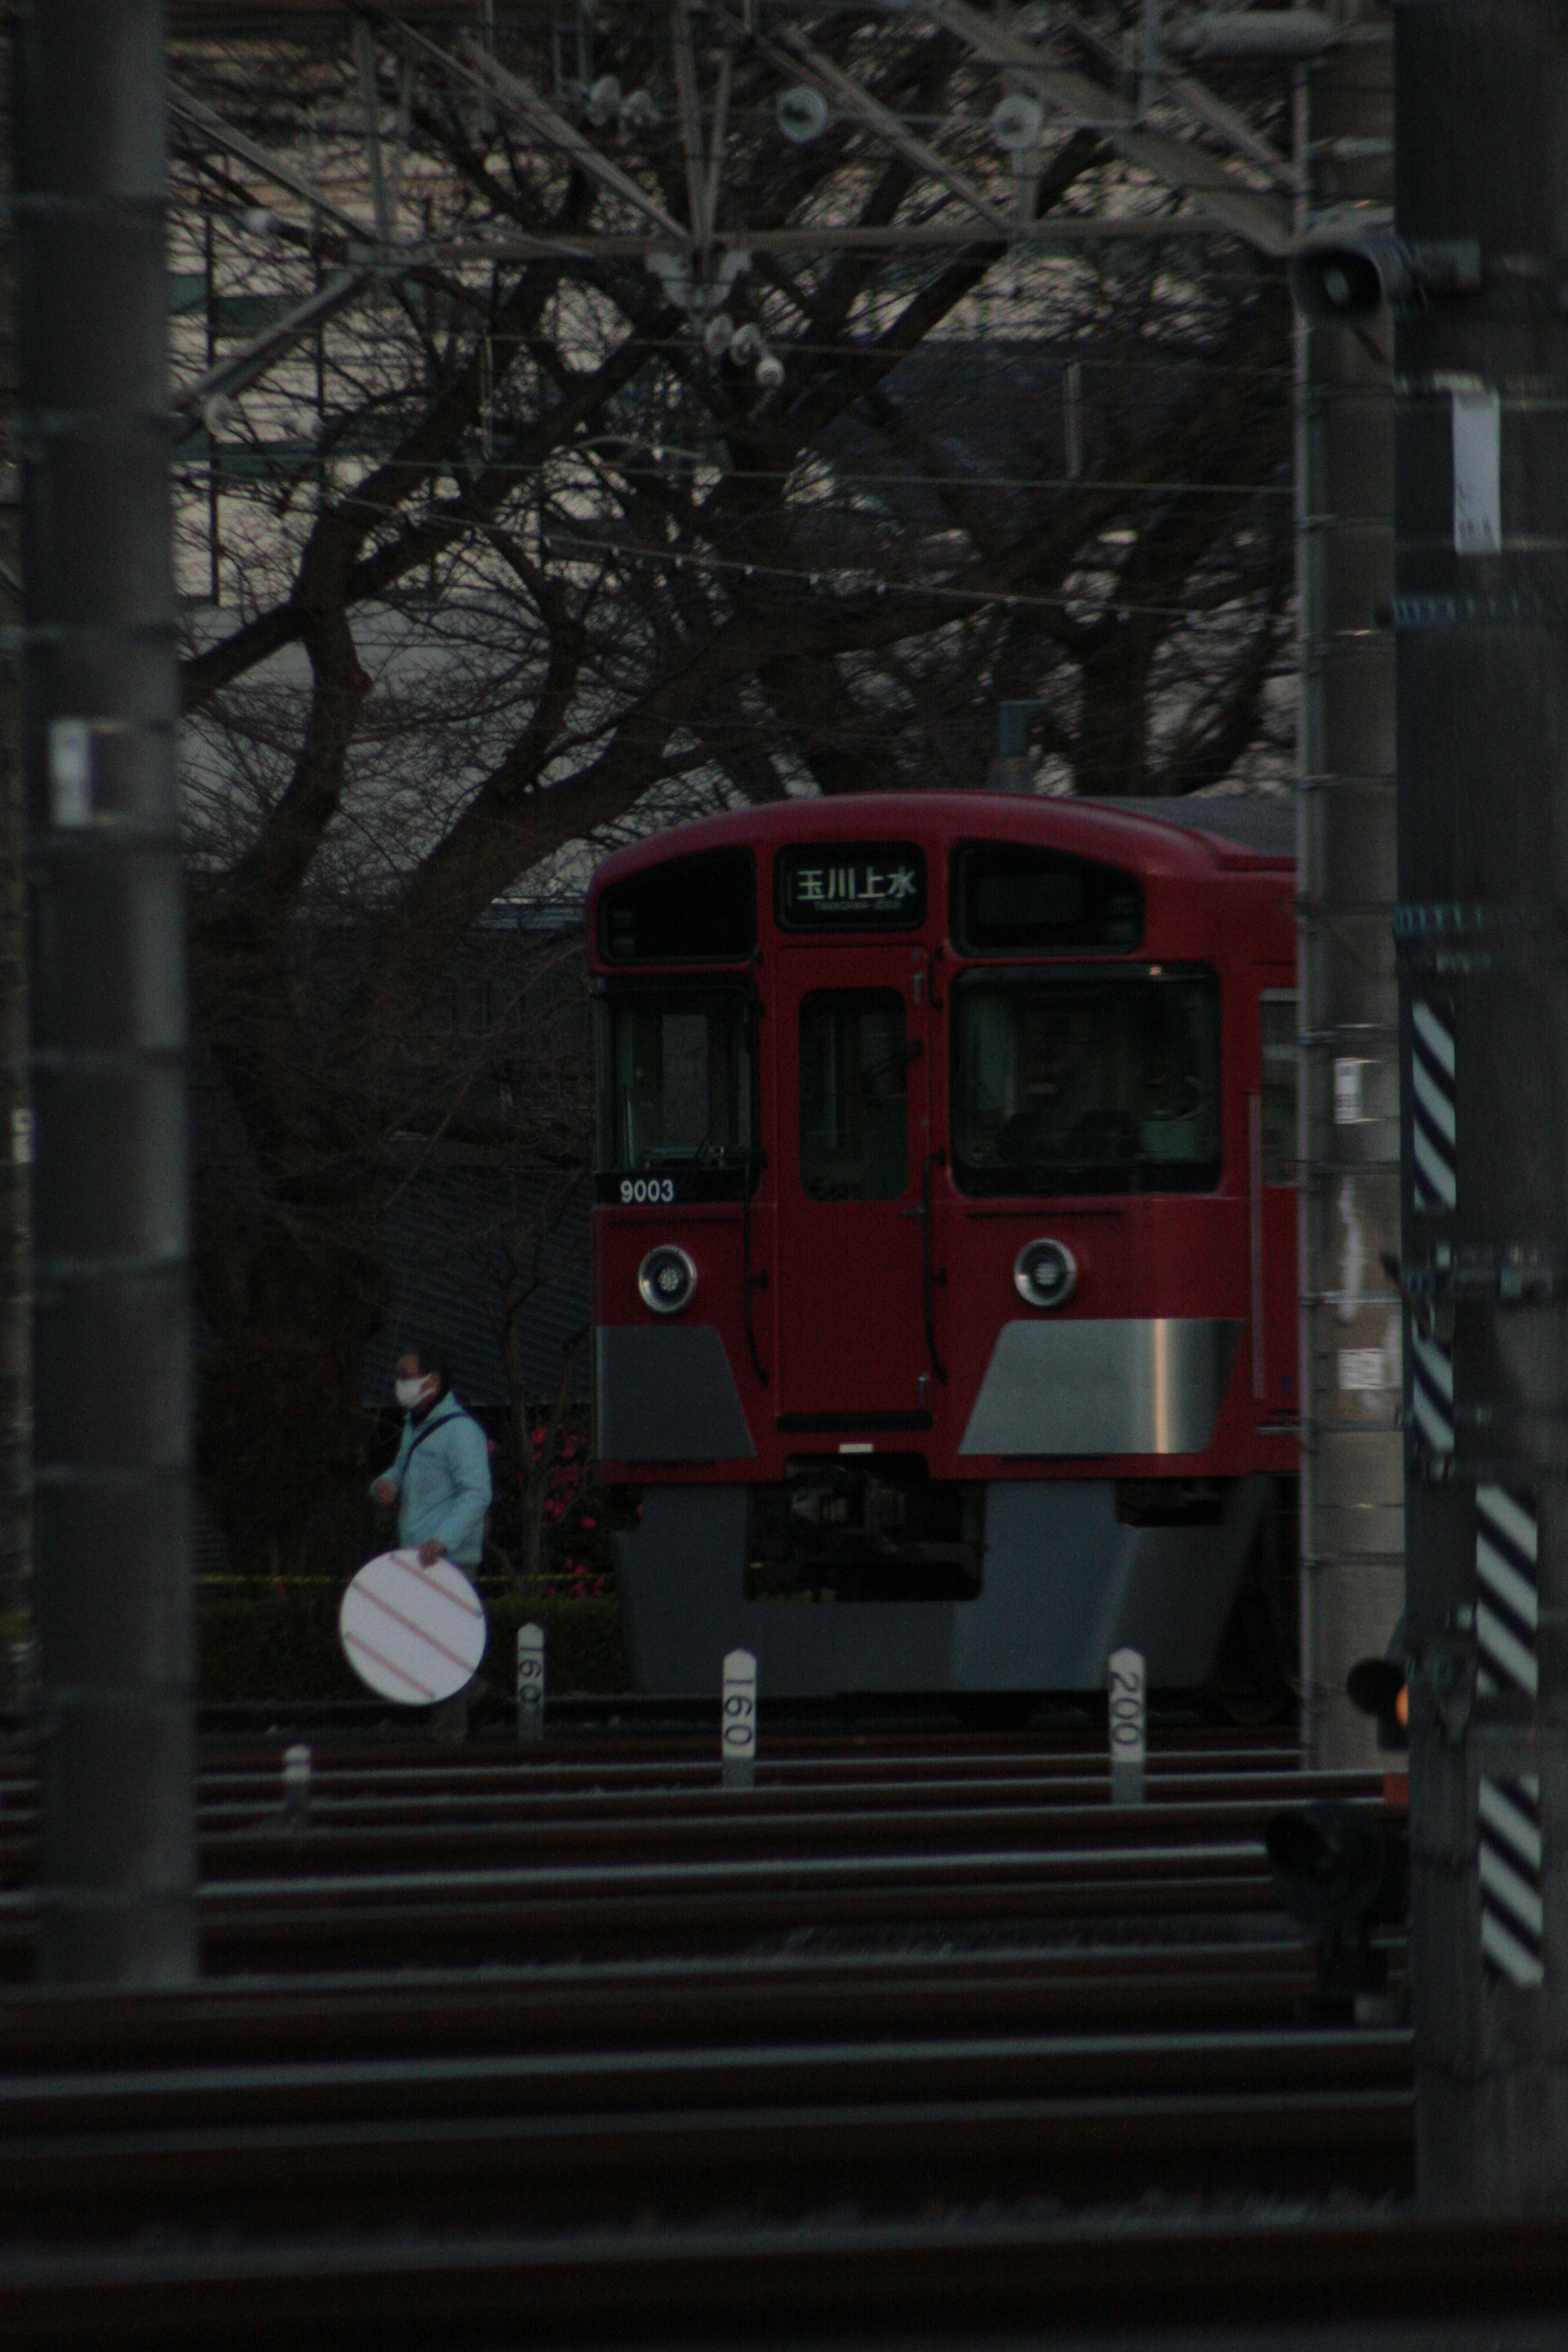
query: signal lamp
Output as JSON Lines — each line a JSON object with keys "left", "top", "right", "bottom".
{"left": 1288, "top": 227, "right": 1480, "bottom": 322}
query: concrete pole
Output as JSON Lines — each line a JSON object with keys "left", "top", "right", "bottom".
{"left": 1298, "top": 1, "right": 1404, "bottom": 1768}
{"left": 1396, "top": 0, "right": 1568, "bottom": 2209}
{"left": 0, "top": 33, "right": 33, "bottom": 1715}
{"left": 16, "top": 0, "right": 196, "bottom": 1979}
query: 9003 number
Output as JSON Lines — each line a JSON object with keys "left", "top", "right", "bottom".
{"left": 620, "top": 1178, "right": 676, "bottom": 1204}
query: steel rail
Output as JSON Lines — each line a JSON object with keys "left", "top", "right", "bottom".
{"left": 34, "top": 1757, "right": 1362, "bottom": 1809}
{"left": 187, "top": 1764, "right": 1385, "bottom": 1821}
{"left": 12, "top": 2209, "right": 1568, "bottom": 2352}
{"left": 188, "top": 1724, "right": 1305, "bottom": 1769}
{"left": 1, "top": 2088, "right": 1412, "bottom": 2239}
{"left": 194, "top": 1876, "right": 1285, "bottom": 1974}
{"left": 0, "top": 2016, "right": 1413, "bottom": 2243}
{"left": 0, "top": 2026, "right": 1412, "bottom": 2134}
{"left": 0, "top": 1944, "right": 1330, "bottom": 2072}
{"left": 187, "top": 1712, "right": 1316, "bottom": 1768}
{"left": 209, "top": 1733, "right": 1305, "bottom": 1767}
{"left": 178, "top": 1802, "right": 1361, "bottom": 1864}
{"left": 0, "top": 1765, "right": 1392, "bottom": 1817}
{"left": 0, "top": 1797, "right": 1391, "bottom": 1895}
{"left": 0, "top": 1796, "right": 1369, "bottom": 1890}
{"left": 2, "top": 1760, "right": 1388, "bottom": 1867}
{"left": 0, "top": 1767, "right": 1366, "bottom": 1855}
{"left": 140, "top": 1835, "right": 1280, "bottom": 1901}
{"left": 2, "top": 1868, "right": 1286, "bottom": 1977}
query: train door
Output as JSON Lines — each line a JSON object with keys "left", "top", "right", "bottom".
{"left": 1254, "top": 985, "right": 1298, "bottom": 1421}
{"left": 774, "top": 945, "right": 935, "bottom": 1427}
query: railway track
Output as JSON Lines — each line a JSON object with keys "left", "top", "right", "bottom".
{"left": 2, "top": 2022, "right": 1410, "bottom": 2240}
{"left": 0, "top": 1739, "right": 1390, "bottom": 1973}
{"left": 11, "top": 2209, "right": 1568, "bottom": 2352}
{"left": 0, "top": 1723, "right": 1419, "bottom": 2344}
{"left": 0, "top": 1944, "right": 1332, "bottom": 2069}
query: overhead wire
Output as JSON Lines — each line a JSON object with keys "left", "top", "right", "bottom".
{"left": 165, "top": 262, "right": 1299, "bottom": 377}
{"left": 349, "top": 514, "right": 1293, "bottom": 629}
{"left": 172, "top": 495, "right": 1289, "bottom": 631}
{"left": 172, "top": 447, "right": 1296, "bottom": 497}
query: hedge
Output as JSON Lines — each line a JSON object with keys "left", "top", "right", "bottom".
{"left": 198, "top": 1582, "right": 630, "bottom": 1703}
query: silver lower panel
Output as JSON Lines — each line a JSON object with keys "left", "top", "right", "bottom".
{"left": 960, "top": 1318, "right": 1243, "bottom": 1458}
{"left": 615, "top": 1475, "right": 1272, "bottom": 1696}
{"left": 595, "top": 1325, "right": 755, "bottom": 1461}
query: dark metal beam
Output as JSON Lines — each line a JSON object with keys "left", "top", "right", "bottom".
{"left": 17, "top": 0, "right": 197, "bottom": 1981}
{"left": 1397, "top": 0, "right": 1568, "bottom": 2209}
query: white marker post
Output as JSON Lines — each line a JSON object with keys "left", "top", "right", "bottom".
{"left": 722, "top": 1647, "right": 757, "bottom": 1790}
{"left": 1108, "top": 1646, "right": 1145, "bottom": 1806}
{"left": 282, "top": 1742, "right": 312, "bottom": 1829}
{"left": 517, "top": 1621, "right": 545, "bottom": 1742}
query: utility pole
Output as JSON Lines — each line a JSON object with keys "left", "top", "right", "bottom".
{"left": 16, "top": 0, "right": 196, "bottom": 1979}
{"left": 1295, "top": 2, "right": 1402, "bottom": 1771}
{"left": 1396, "top": 0, "right": 1568, "bottom": 2207}
{"left": 986, "top": 701, "right": 1051, "bottom": 795}
{"left": 0, "top": 24, "right": 32, "bottom": 1718}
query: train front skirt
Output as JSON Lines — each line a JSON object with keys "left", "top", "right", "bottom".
{"left": 614, "top": 1475, "right": 1272, "bottom": 1697}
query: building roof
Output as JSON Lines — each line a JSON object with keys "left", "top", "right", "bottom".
{"left": 361, "top": 1161, "right": 591, "bottom": 1413}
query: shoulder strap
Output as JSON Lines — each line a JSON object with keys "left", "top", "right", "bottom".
{"left": 400, "top": 1396, "right": 479, "bottom": 1472}
{"left": 400, "top": 1400, "right": 455, "bottom": 1470}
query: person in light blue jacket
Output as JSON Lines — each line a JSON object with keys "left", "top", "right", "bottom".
{"left": 370, "top": 1343, "right": 492, "bottom": 1569}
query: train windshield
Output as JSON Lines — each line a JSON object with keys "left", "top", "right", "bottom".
{"left": 596, "top": 989, "right": 755, "bottom": 1198}
{"left": 952, "top": 969, "right": 1221, "bottom": 1195}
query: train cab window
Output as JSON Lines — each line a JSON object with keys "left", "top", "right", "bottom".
{"left": 953, "top": 844, "right": 1143, "bottom": 954}
{"left": 599, "top": 848, "right": 755, "bottom": 962}
{"left": 596, "top": 989, "right": 754, "bottom": 1197}
{"left": 952, "top": 969, "right": 1220, "bottom": 1195}
{"left": 1260, "top": 991, "right": 1298, "bottom": 1183}
{"left": 799, "top": 991, "right": 908, "bottom": 1201}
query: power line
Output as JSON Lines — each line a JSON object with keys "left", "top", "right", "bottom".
{"left": 172, "top": 449, "right": 1295, "bottom": 496}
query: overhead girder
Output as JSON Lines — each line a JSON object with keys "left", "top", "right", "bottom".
{"left": 165, "top": 2, "right": 1339, "bottom": 413}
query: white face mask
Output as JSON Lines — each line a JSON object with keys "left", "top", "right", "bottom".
{"left": 396, "top": 1375, "right": 434, "bottom": 1410}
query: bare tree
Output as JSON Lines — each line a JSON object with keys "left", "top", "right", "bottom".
{"left": 169, "top": 11, "right": 1296, "bottom": 1545}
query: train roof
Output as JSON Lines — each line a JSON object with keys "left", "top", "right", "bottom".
{"left": 1082, "top": 795, "right": 1294, "bottom": 861}
{"left": 589, "top": 792, "right": 1295, "bottom": 897}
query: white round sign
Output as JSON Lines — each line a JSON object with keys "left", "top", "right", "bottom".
{"left": 339, "top": 1550, "right": 488, "bottom": 1706}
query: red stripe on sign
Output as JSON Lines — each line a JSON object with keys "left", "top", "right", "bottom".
{"left": 393, "top": 1553, "right": 484, "bottom": 1617}
{"left": 343, "top": 1628, "right": 437, "bottom": 1702}
{"left": 361, "top": 1577, "right": 481, "bottom": 1677}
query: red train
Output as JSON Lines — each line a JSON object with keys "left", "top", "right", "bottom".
{"left": 588, "top": 793, "right": 1297, "bottom": 1702}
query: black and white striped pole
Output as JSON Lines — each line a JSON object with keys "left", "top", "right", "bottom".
{"left": 1392, "top": 0, "right": 1568, "bottom": 2208}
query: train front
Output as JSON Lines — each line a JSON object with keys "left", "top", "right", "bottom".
{"left": 588, "top": 801, "right": 1296, "bottom": 1702}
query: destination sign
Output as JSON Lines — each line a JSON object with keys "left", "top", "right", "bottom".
{"left": 775, "top": 842, "right": 927, "bottom": 930}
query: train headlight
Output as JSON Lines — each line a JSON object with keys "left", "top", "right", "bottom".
{"left": 1013, "top": 1238, "right": 1078, "bottom": 1310}
{"left": 638, "top": 1244, "right": 698, "bottom": 1316}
